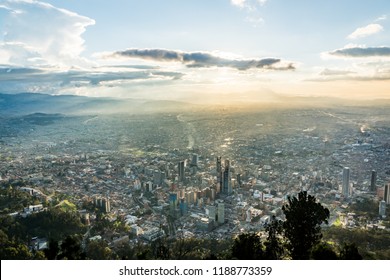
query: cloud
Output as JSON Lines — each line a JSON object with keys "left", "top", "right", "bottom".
{"left": 375, "top": 15, "right": 387, "bottom": 22}
{"left": 231, "top": 0, "right": 246, "bottom": 8}
{"left": 319, "top": 68, "right": 355, "bottom": 76}
{"left": 329, "top": 46, "right": 390, "bottom": 58}
{"left": 310, "top": 74, "right": 390, "bottom": 82}
{"left": 308, "top": 63, "right": 390, "bottom": 82}
{"left": 231, "top": 0, "right": 267, "bottom": 8}
{"left": 112, "top": 48, "right": 295, "bottom": 71}
{"left": 0, "top": 65, "right": 183, "bottom": 94}
{"left": 347, "top": 23, "right": 383, "bottom": 39}
{"left": 230, "top": 0, "right": 267, "bottom": 26}
{"left": 0, "top": 0, "right": 95, "bottom": 67}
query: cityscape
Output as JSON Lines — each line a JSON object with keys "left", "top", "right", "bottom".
{"left": 1, "top": 94, "right": 390, "bottom": 259}
{"left": 1, "top": 0, "right": 390, "bottom": 260}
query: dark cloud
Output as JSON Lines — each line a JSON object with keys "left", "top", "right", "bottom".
{"left": 0, "top": 67, "right": 43, "bottom": 76}
{"left": 115, "top": 49, "right": 182, "bottom": 62}
{"left": 113, "top": 48, "right": 295, "bottom": 71}
{"left": 0, "top": 65, "right": 183, "bottom": 93}
{"left": 329, "top": 47, "right": 390, "bottom": 58}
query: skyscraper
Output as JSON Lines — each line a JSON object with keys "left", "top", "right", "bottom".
{"left": 208, "top": 205, "right": 216, "bottom": 221}
{"left": 384, "top": 184, "right": 390, "bottom": 204}
{"left": 191, "top": 154, "right": 199, "bottom": 167}
{"left": 178, "top": 160, "right": 185, "bottom": 182}
{"left": 370, "top": 170, "right": 377, "bottom": 192}
{"left": 216, "top": 156, "right": 222, "bottom": 190}
{"left": 379, "top": 200, "right": 386, "bottom": 217}
{"left": 169, "top": 192, "right": 177, "bottom": 217}
{"left": 222, "top": 159, "right": 232, "bottom": 195}
{"left": 217, "top": 202, "right": 225, "bottom": 224}
{"left": 342, "top": 167, "right": 350, "bottom": 198}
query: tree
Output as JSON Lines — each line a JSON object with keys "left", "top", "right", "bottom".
{"left": 339, "top": 243, "right": 363, "bottom": 260}
{"left": 282, "top": 191, "right": 330, "bottom": 259}
{"left": 57, "top": 235, "right": 86, "bottom": 260}
{"left": 264, "top": 217, "right": 284, "bottom": 260}
{"left": 231, "top": 233, "right": 264, "bottom": 260}
{"left": 311, "top": 243, "right": 338, "bottom": 260}
{"left": 86, "top": 240, "right": 115, "bottom": 260}
{"left": 43, "top": 239, "right": 60, "bottom": 260}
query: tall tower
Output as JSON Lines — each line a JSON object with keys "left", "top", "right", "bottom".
{"left": 385, "top": 184, "right": 390, "bottom": 204}
{"left": 169, "top": 192, "right": 177, "bottom": 217}
{"left": 342, "top": 167, "right": 350, "bottom": 198}
{"left": 370, "top": 170, "right": 377, "bottom": 192}
{"left": 222, "top": 160, "right": 232, "bottom": 195}
{"left": 178, "top": 161, "right": 185, "bottom": 182}
{"left": 191, "top": 154, "right": 199, "bottom": 167}
{"left": 379, "top": 200, "right": 386, "bottom": 217}
{"left": 216, "top": 156, "right": 222, "bottom": 190}
{"left": 217, "top": 202, "right": 225, "bottom": 224}
{"left": 208, "top": 205, "right": 216, "bottom": 221}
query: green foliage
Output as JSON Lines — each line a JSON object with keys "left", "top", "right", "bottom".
{"left": 231, "top": 233, "right": 264, "bottom": 260}
{"left": 311, "top": 243, "right": 338, "bottom": 260}
{"left": 282, "top": 191, "right": 330, "bottom": 259}
{"left": 339, "top": 243, "right": 363, "bottom": 260}
{"left": 324, "top": 227, "right": 390, "bottom": 259}
{"left": 0, "top": 229, "right": 33, "bottom": 260}
{"left": 57, "top": 235, "right": 86, "bottom": 260}
{"left": 0, "top": 187, "right": 35, "bottom": 214}
{"left": 350, "top": 198, "right": 378, "bottom": 220}
{"left": 86, "top": 240, "right": 116, "bottom": 260}
{"left": 20, "top": 208, "right": 85, "bottom": 240}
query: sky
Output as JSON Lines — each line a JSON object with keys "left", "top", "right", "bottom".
{"left": 0, "top": 0, "right": 389, "bottom": 103}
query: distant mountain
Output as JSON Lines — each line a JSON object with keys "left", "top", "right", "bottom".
{"left": 1, "top": 92, "right": 389, "bottom": 117}
{"left": 0, "top": 92, "right": 199, "bottom": 116}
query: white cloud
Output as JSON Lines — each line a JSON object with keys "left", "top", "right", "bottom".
{"left": 347, "top": 23, "right": 383, "bottom": 39}
{"left": 231, "top": 0, "right": 246, "bottom": 8}
{"left": 230, "top": 0, "right": 267, "bottom": 26}
{"left": 231, "top": 0, "right": 267, "bottom": 9}
{"left": 375, "top": 15, "right": 387, "bottom": 22}
{"left": 0, "top": 0, "right": 95, "bottom": 67}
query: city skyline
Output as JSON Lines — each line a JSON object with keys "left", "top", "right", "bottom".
{"left": 0, "top": 0, "right": 389, "bottom": 103}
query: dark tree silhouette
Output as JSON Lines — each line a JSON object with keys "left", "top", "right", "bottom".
{"left": 340, "top": 243, "right": 363, "bottom": 260}
{"left": 57, "top": 235, "right": 86, "bottom": 260}
{"left": 264, "top": 217, "right": 284, "bottom": 260}
{"left": 311, "top": 243, "right": 338, "bottom": 260}
{"left": 231, "top": 233, "right": 264, "bottom": 260}
{"left": 43, "top": 239, "right": 60, "bottom": 260}
{"left": 86, "top": 240, "right": 115, "bottom": 260}
{"left": 282, "top": 191, "right": 330, "bottom": 259}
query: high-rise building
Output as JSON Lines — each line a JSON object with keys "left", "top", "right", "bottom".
{"left": 179, "top": 198, "right": 188, "bottom": 216}
{"left": 99, "top": 197, "right": 110, "bottom": 213}
{"left": 379, "top": 200, "right": 386, "bottom": 217}
{"left": 153, "top": 170, "right": 161, "bottom": 185}
{"left": 208, "top": 205, "right": 216, "bottom": 221}
{"left": 178, "top": 161, "right": 185, "bottom": 182}
{"left": 169, "top": 192, "right": 177, "bottom": 217}
{"left": 236, "top": 173, "right": 242, "bottom": 187}
{"left": 385, "top": 184, "right": 390, "bottom": 204}
{"left": 222, "top": 160, "right": 232, "bottom": 195}
{"left": 217, "top": 202, "right": 225, "bottom": 224}
{"left": 216, "top": 156, "right": 222, "bottom": 190}
{"left": 342, "top": 167, "right": 350, "bottom": 198}
{"left": 191, "top": 154, "right": 199, "bottom": 167}
{"left": 370, "top": 170, "right": 377, "bottom": 192}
